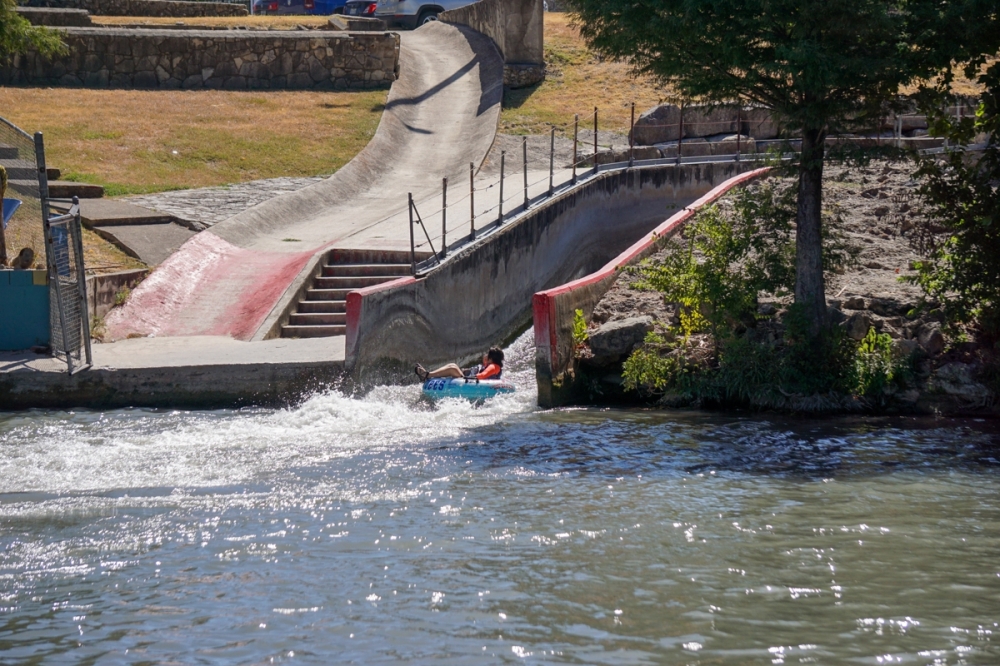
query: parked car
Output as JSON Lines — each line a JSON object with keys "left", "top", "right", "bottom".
{"left": 342, "top": 0, "right": 378, "bottom": 17}
{"left": 253, "top": 0, "right": 306, "bottom": 14}
{"left": 371, "top": 0, "right": 478, "bottom": 29}
{"left": 307, "top": 0, "right": 347, "bottom": 15}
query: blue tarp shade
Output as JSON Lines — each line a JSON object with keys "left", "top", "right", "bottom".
{"left": 2, "top": 198, "right": 21, "bottom": 229}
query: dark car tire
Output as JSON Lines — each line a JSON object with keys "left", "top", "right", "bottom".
{"left": 417, "top": 9, "right": 439, "bottom": 25}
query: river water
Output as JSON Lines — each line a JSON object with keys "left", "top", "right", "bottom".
{"left": 1, "top": 332, "right": 998, "bottom": 664}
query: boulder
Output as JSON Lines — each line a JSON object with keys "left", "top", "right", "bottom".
{"left": 845, "top": 312, "right": 872, "bottom": 341}
{"left": 918, "top": 324, "right": 945, "bottom": 355}
{"left": 843, "top": 296, "right": 866, "bottom": 310}
{"left": 933, "top": 362, "right": 991, "bottom": 405}
{"left": 588, "top": 316, "right": 654, "bottom": 359}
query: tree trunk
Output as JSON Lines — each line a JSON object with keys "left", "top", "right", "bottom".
{"left": 795, "top": 127, "right": 827, "bottom": 335}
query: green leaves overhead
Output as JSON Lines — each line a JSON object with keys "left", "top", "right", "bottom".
{"left": 0, "top": 0, "right": 66, "bottom": 63}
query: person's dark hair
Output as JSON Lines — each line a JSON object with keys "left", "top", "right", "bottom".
{"left": 487, "top": 347, "right": 504, "bottom": 367}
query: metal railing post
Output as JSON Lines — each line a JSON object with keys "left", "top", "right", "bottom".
{"left": 593, "top": 107, "right": 598, "bottom": 175}
{"left": 629, "top": 102, "right": 635, "bottom": 167}
{"left": 408, "top": 192, "right": 416, "bottom": 275}
{"left": 572, "top": 114, "right": 578, "bottom": 184}
{"left": 498, "top": 150, "right": 505, "bottom": 224}
{"left": 548, "top": 127, "right": 555, "bottom": 196}
{"left": 522, "top": 136, "right": 529, "bottom": 209}
{"left": 440, "top": 177, "right": 447, "bottom": 259}
{"left": 36, "top": 132, "right": 72, "bottom": 374}
{"left": 736, "top": 105, "right": 741, "bottom": 162}
{"left": 469, "top": 162, "right": 475, "bottom": 240}
{"left": 70, "top": 196, "right": 92, "bottom": 368}
{"left": 677, "top": 103, "right": 684, "bottom": 165}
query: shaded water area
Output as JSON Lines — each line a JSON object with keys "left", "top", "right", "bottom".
{"left": 2, "top": 333, "right": 999, "bottom": 664}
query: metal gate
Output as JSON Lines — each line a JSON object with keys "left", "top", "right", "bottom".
{"left": 36, "top": 134, "right": 92, "bottom": 374}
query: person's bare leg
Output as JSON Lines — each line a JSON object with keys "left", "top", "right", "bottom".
{"left": 427, "top": 363, "right": 463, "bottom": 379}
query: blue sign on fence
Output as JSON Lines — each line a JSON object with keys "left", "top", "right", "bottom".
{"left": 2, "top": 198, "right": 21, "bottom": 229}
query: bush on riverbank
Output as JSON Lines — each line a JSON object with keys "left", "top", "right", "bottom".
{"left": 582, "top": 169, "right": 998, "bottom": 414}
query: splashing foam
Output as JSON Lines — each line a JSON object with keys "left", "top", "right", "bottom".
{"left": 0, "top": 331, "right": 538, "bottom": 494}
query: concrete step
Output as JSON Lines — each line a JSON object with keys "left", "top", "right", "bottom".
{"left": 321, "top": 263, "right": 411, "bottom": 278}
{"left": 281, "top": 324, "right": 346, "bottom": 338}
{"left": 314, "top": 275, "right": 393, "bottom": 289}
{"left": 328, "top": 248, "right": 427, "bottom": 265}
{"left": 305, "top": 288, "right": 352, "bottom": 301}
{"left": 2, "top": 166, "right": 37, "bottom": 180}
{"left": 48, "top": 180, "right": 104, "bottom": 198}
{"left": 288, "top": 312, "right": 346, "bottom": 326}
{"left": 297, "top": 300, "right": 346, "bottom": 313}
{"left": 5, "top": 179, "right": 39, "bottom": 197}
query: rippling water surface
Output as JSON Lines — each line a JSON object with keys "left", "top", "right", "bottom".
{"left": 2, "top": 332, "right": 999, "bottom": 664}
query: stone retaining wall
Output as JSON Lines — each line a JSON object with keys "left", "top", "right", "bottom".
{"left": 22, "top": 0, "right": 248, "bottom": 17}
{"left": 0, "top": 28, "right": 399, "bottom": 90}
{"left": 15, "top": 6, "right": 93, "bottom": 25}
{"left": 440, "top": 0, "right": 544, "bottom": 89}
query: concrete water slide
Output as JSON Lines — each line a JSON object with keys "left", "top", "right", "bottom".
{"left": 106, "top": 23, "right": 503, "bottom": 341}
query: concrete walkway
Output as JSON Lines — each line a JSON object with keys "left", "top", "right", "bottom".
{"left": 106, "top": 22, "right": 503, "bottom": 341}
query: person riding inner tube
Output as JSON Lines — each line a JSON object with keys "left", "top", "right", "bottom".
{"left": 415, "top": 347, "right": 504, "bottom": 382}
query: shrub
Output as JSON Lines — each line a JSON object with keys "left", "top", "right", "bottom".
{"left": 909, "top": 62, "right": 1000, "bottom": 341}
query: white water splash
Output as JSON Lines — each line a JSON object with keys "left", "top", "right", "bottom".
{"left": 0, "top": 330, "right": 538, "bottom": 494}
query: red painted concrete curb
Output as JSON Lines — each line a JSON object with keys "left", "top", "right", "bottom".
{"left": 533, "top": 167, "right": 770, "bottom": 390}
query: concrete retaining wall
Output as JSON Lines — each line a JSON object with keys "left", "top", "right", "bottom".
{"left": 22, "top": 0, "right": 247, "bottom": 17}
{"left": 440, "top": 0, "right": 543, "bottom": 88}
{"left": 532, "top": 168, "right": 768, "bottom": 407}
{"left": 0, "top": 28, "right": 399, "bottom": 89}
{"left": 344, "top": 161, "right": 757, "bottom": 381}
{"left": 86, "top": 268, "right": 149, "bottom": 321}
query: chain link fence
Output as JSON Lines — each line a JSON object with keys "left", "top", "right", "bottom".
{"left": 44, "top": 197, "right": 92, "bottom": 373}
{"left": 0, "top": 117, "right": 45, "bottom": 270}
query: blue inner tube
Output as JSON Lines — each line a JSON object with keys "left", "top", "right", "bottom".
{"left": 421, "top": 377, "right": 515, "bottom": 401}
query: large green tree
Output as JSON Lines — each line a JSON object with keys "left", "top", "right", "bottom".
{"left": 564, "top": 0, "right": 993, "bottom": 336}
{"left": 0, "top": 0, "right": 65, "bottom": 63}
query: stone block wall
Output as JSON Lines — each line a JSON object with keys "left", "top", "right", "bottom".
{"left": 15, "top": 6, "right": 93, "bottom": 25}
{"left": 0, "top": 28, "right": 400, "bottom": 90}
{"left": 22, "top": 0, "right": 248, "bottom": 17}
{"left": 440, "top": 0, "right": 544, "bottom": 89}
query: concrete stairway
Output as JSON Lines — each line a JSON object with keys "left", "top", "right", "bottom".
{"left": 280, "top": 250, "right": 415, "bottom": 338}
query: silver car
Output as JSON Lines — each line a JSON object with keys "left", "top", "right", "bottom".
{"left": 374, "top": 0, "right": 476, "bottom": 29}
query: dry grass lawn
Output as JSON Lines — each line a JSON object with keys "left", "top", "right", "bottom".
{"left": 0, "top": 88, "right": 386, "bottom": 196}
{"left": 502, "top": 13, "right": 671, "bottom": 137}
{"left": 505, "top": 13, "right": 992, "bottom": 136}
